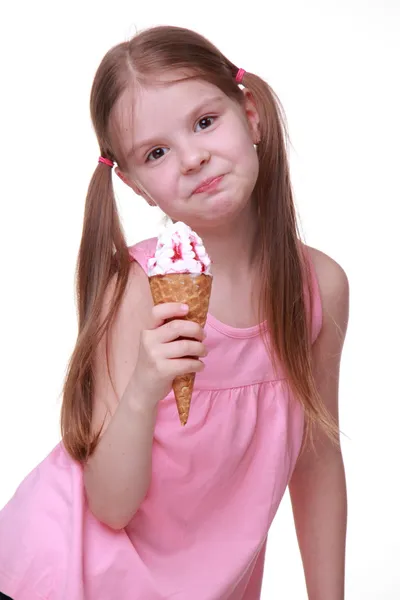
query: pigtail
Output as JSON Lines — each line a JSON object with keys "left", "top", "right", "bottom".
{"left": 240, "top": 71, "right": 339, "bottom": 447}
{"left": 60, "top": 159, "right": 131, "bottom": 462}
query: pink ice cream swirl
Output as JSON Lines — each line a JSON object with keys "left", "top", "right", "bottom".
{"left": 148, "top": 221, "right": 212, "bottom": 276}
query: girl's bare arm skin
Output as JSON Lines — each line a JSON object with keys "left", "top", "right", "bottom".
{"left": 289, "top": 246, "right": 349, "bottom": 600}
{"left": 83, "top": 261, "right": 207, "bottom": 530}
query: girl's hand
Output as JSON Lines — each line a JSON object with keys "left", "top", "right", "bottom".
{"left": 130, "top": 303, "right": 207, "bottom": 408}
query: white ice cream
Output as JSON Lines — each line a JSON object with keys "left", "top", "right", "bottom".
{"left": 148, "top": 221, "right": 212, "bottom": 276}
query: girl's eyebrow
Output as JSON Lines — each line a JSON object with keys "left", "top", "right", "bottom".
{"left": 128, "top": 94, "right": 225, "bottom": 157}
{"left": 186, "top": 93, "right": 225, "bottom": 124}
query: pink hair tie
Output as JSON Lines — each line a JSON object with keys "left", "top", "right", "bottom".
{"left": 235, "top": 68, "right": 246, "bottom": 84}
{"left": 98, "top": 156, "right": 114, "bottom": 167}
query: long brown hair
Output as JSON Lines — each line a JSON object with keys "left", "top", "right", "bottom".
{"left": 61, "top": 25, "right": 338, "bottom": 462}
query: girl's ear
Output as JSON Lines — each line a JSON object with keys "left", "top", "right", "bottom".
{"left": 115, "top": 167, "right": 140, "bottom": 194}
{"left": 242, "top": 89, "right": 261, "bottom": 145}
{"left": 115, "top": 168, "right": 157, "bottom": 207}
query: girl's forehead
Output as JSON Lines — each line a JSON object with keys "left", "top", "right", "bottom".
{"left": 120, "top": 77, "right": 223, "bottom": 118}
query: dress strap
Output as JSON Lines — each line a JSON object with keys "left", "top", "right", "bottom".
{"left": 128, "top": 237, "right": 157, "bottom": 274}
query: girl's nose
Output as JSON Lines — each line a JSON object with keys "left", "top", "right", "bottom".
{"left": 179, "top": 146, "right": 211, "bottom": 174}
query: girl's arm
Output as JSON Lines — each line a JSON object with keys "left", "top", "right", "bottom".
{"left": 289, "top": 248, "right": 349, "bottom": 600}
{"left": 83, "top": 262, "right": 157, "bottom": 530}
{"left": 83, "top": 261, "right": 206, "bottom": 530}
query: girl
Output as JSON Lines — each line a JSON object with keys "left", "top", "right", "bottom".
{"left": 0, "top": 25, "right": 349, "bottom": 600}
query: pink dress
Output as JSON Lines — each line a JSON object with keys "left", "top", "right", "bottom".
{"left": 0, "top": 238, "right": 322, "bottom": 600}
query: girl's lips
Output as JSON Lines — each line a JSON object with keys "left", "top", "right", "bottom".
{"left": 193, "top": 175, "right": 224, "bottom": 194}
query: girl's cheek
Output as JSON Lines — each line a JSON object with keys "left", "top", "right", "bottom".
{"left": 151, "top": 174, "right": 176, "bottom": 203}
{"left": 139, "top": 158, "right": 178, "bottom": 203}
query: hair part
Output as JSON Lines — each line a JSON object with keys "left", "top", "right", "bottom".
{"left": 60, "top": 25, "right": 339, "bottom": 463}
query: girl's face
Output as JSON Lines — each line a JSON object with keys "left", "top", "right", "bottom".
{"left": 114, "top": 76, "right": 260, "bottom": 231}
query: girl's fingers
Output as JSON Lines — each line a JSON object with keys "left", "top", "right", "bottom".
{"left": 162, "top": 340, "right": 208, "bottom": 360}
{"left": 157, "top": 319, "right": 206, "bottom": 343}
{"left": 166, "top": 358, "right": 205, "bottom": 377}
{"left": 151, "top": 302, "right": 189, "bottom": 329}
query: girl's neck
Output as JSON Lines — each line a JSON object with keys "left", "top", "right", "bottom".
{"left": 199, "top": 206, "right": 258, "bottom": 281}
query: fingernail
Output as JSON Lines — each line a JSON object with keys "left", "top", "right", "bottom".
{"left": 181, "top": 304, "right": 189, "bottom": 311}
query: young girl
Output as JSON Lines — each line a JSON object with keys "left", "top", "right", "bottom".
{"left": 0, "top": 25, "right": 349, "bottom": 600}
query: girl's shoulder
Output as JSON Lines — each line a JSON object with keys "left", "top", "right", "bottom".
{"left": 304, "top": 244, "right": 349, "bottom": 309}
{"left": 304, "top": 244, "right": 350, "bottom": 345}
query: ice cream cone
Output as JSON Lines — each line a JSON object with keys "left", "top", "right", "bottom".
{"left": 149, "top": 273, "right": 212, "bottom": 425}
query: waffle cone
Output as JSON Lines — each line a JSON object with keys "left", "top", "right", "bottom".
{"left": 149, "top": 273, "right": 212, "bottom": 425}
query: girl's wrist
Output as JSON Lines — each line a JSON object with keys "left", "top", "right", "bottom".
{"left": 122, "top": 380, "right": 159, "bottom": 420}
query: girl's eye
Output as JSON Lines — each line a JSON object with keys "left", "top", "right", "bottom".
{"left": 146, "top": 147, "right": 168, "bottom": 162}
{"left": 195, "top": 116, "right": 216, "bottom": 131}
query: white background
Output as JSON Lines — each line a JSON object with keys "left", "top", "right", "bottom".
{"left": 0, "top": 1, "right": 399, "bottom": 598}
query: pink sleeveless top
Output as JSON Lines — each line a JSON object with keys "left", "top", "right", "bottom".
{"left": 0, "top": 238, "right": 322, "bottom": 600}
